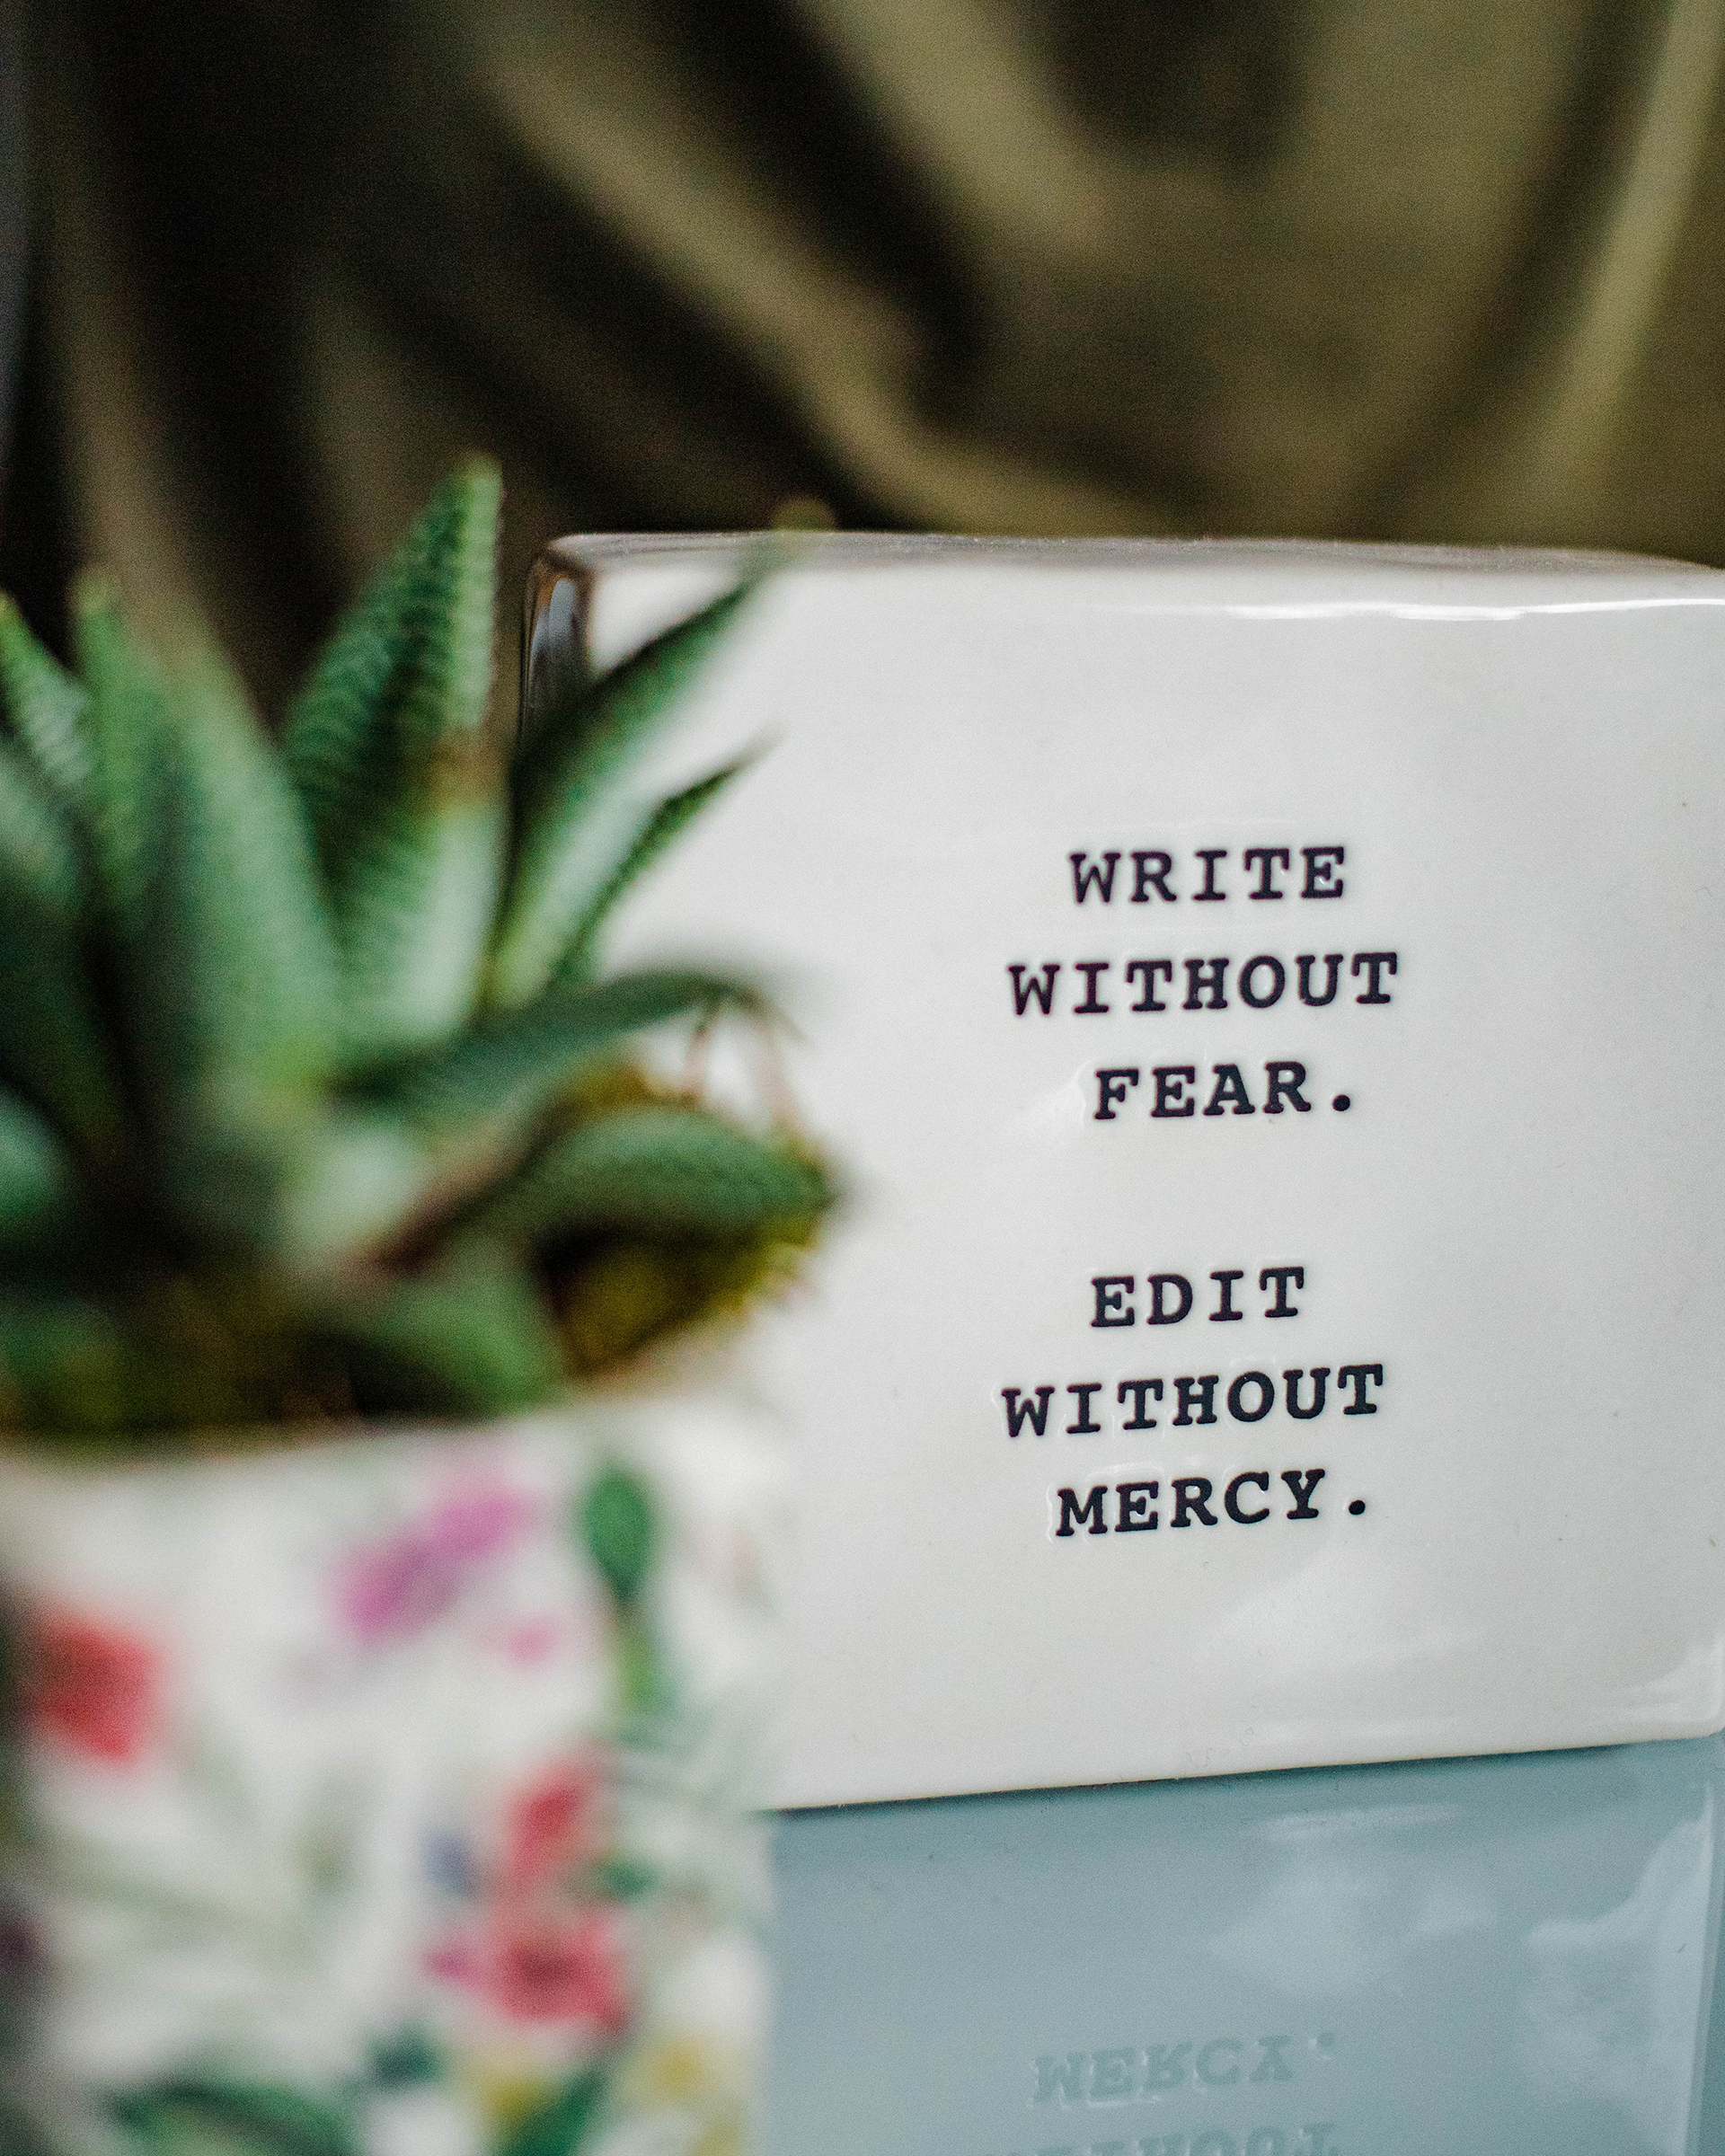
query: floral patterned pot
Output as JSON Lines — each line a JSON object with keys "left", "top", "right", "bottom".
{"left": 0, "top": 1384, "right": 783, "bottom": 2156}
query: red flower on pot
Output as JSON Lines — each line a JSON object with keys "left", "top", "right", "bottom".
{"left": 427, "top": 1754, "right": 631, "bottom": 2032}
{"left": 485, "top": 1905, "right": 630, "bottom": 2029}
{"left": 501, "top": 1758, "right": 606, "bottom": 1889}
{"left": 428, "top": 1904, "right": 631, "bottom": 2033}
{"left": 25, "top": 1611, "right": 161, "bottom": 1765}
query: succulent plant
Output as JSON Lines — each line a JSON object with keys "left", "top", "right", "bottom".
{"left": 0, "top": 461, "right": 830, "bottom": 1440}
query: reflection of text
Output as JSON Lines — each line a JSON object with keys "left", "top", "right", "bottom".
{"left": 1032, "top": 2037, "right": 1322, "bottom": 2103}
{"left": 989, "top": 2128, "right": 1338, "bottom": 2156}
{"left": 999, "top": 2040, "right": 1342, "bottom": 2156}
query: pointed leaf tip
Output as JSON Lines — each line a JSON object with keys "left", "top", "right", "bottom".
{"left": 493, "top": 577, "right": 761, "bottom": 1007}
{"left": 286, "top": 458, "right": 507, "bottom": 1060}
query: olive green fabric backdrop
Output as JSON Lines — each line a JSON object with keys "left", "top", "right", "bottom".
{"left": 6, "top": 0, "right": 1725, "bottom": 713}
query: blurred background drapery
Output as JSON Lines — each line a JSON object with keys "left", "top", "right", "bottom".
{"left": 3, "top": 0, "right": 1724, "bottom": 711}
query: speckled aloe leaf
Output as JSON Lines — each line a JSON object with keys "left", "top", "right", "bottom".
{"left": 283, "top": 460, "right": 505, "bottom": 1062}
{"left": 314, "top": 1248, "right": 563, "bottom": 1417}
{"left": 75, "top": 575, "right": 173, "bottom": 946}
{"left": 102, "top": 624, "right": 341, "bottom": 1251}
{"left": 0, "top": 725, "right": 123, "bottom": 1156}
{"left": 490, "top": 581, "right": 756, "bottom": 1009}
{"left": 365, "top": 968, "right": 749, "bottom": 1140}
{"left": 0, "top": 596, "right": 93, "bottom": 810}
{"left": 108, "top": 2078, "right": 357, "bottom": 2156}
{"left": 554, "top": 755, "right": 752, "bottom": 987}
{"left": 482, "top": 1102, "right": 828, "bottom": 1242}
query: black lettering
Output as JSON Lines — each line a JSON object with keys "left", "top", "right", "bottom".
{"left": 1225, "top": 1471, "right": 1271, "bottom": 1523}
{"left": 1002, "top": 1386, "right": 1055, "bottom": 1436}
{"left": 1117, "top": 1378, "right": 1163, "bottom": 1428}
{"left": 1094, "top": 1067, "right": 1140, "bottom": 1119}
{"left": 1092, "top": 1276, "right": 1135, "bottom": 1328}
{"left": 1055, "top": 1486, "right": 1110, "bottom": 1536}
{"left": 1239, "top": 954, "right": 1286, "bottom": 1008}
{"left": 1070, "top": 851, "right": 1119, "bottom": 904}
{"left": 1152, "top": 1066, "right": 1197, "bottom": 1118}
{"left": 1351, "top": 950, "right": 1398, "bottom": 1003}
{"left": 1074, "top": 960, "right": 1111, "bottom": 1013}
{"left": 1243, "top": 845, "right": 1291, "bottom": 899}
{"left": 1116, "top": 1481, "right": 1158, "bottom": 1532}
{"left": 1338, "top": 1363, "right": 1384, "bottom": 1414}
{"left": 1281, "top": 1468, "right": 1326, "bottom": 1519}
{"left": 1227, "top": 1371, "right": 1275, "bottom": 1422}
{"left": 1262, "top": 1063, "right": 1310, "bottom": 1115}
{"left": 1172, "top": 1374, "right": 1219, "bottom": 1425}
{"left": 1171, "top": 1477, "right": 1217, "bottom": 1526}
{"left": 1066, "top": 1383, "right": 1104, "bottom": 1434}
{"left": 1301, "top": 845, "right": 1344, "bottom": 897}
{"left": 1284, "top": 1367, "right": 1330, "bottom": 1418}
{"left": 1143, "top": 2045, "right": 1192, "bottom": 2090}
{"left": 1125, "top": 958, "right": 1174, "bottom": 1010}
{"left": 1131, "top": 850, "right": 1178, "bottom": 902}
{"left": 1194, "top": 848, "right": 1229, "bottom": 901}
{"left": 1260, "top": 1266, "right": 1304, "bottom": 1318}
{"left": 1008, "top": 962, "right": 1061, "bottom": 1015}
{"left": 1146, "top": 1274, "right": 1193, "bottom": 1324}
{"left": 1296, "top": 952, "right": 1342, "bottom": 1006}
{"left": 1183, "top": 957, "right": 1229, "bottom": 1010}
{"left": 1203, "top": 1063, "right": 1257, "bottom": 1116}
{"left": 1209, "top": 1268, "right": 1244, "bottom": 1322}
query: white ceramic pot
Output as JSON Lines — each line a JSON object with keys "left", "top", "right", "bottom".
{"left": 0, "top": 1379, "right": 783, "bottom": 2156}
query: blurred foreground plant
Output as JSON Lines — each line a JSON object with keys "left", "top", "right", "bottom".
{"left": 0, "top": 462, "right": 829, "bottom": 1439}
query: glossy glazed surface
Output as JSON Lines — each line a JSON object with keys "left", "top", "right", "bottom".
{"left": 766, "top": 1736, "right": 1725, "bottom": 2156}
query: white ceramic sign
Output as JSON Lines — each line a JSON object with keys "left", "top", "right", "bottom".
{"left": 531, "top": 536, "right": 1725, "bottom": 1807}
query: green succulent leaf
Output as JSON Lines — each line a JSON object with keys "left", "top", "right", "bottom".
{"left": 75, "top": 574, "right": 175, "bottom": 942}
{"left": 499, "top": 2067, "right": 608, "bottom": 2156}
{"left": 365, "top": 969, "right": 751, "bottom": 1141}
{"left": 284, "top": 459, "right": 504, "bottom": 1060}
{"left": 484, "top": 1104, "right": 830, "bottom": 1244}
{"left": 270, "top": 1109, "right": 438, "bottom": 1273}
{"left": 0, "top": 726, "right": 124, "bottom": 1155}
{"left": 0, "top": 1087, "right": 82, "bottom": 1262}
{"left": 555, "top": 755, "right": 751, "bottom": 985}
{"left": 0, "top": 593, "right": 93, "bottom": 808}
{"left": 314, "top": 1250, "right": 563, "bottom": 1418}
{"left": 491, "top": 580, "right": 756, "bottom": 1009}
{"left": 112, "top": 629, "right": 341, "bottom": 1250}
{"left": 0, "top": 482, "right": 809, "bottom": 1438}
{"left": 109, "top": 2079, "right": 357, "bottom": 2156}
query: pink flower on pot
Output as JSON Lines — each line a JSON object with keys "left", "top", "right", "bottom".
{"left": 336, "top": 1482, "right": 535, "bottom": 1645}
{"left": 24, "top": 1611, "right": 160, "bottom": 1765}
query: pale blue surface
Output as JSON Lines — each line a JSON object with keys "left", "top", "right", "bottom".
{"left": 766, "top": 1737, "right": 1725, "bottom": 2156}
